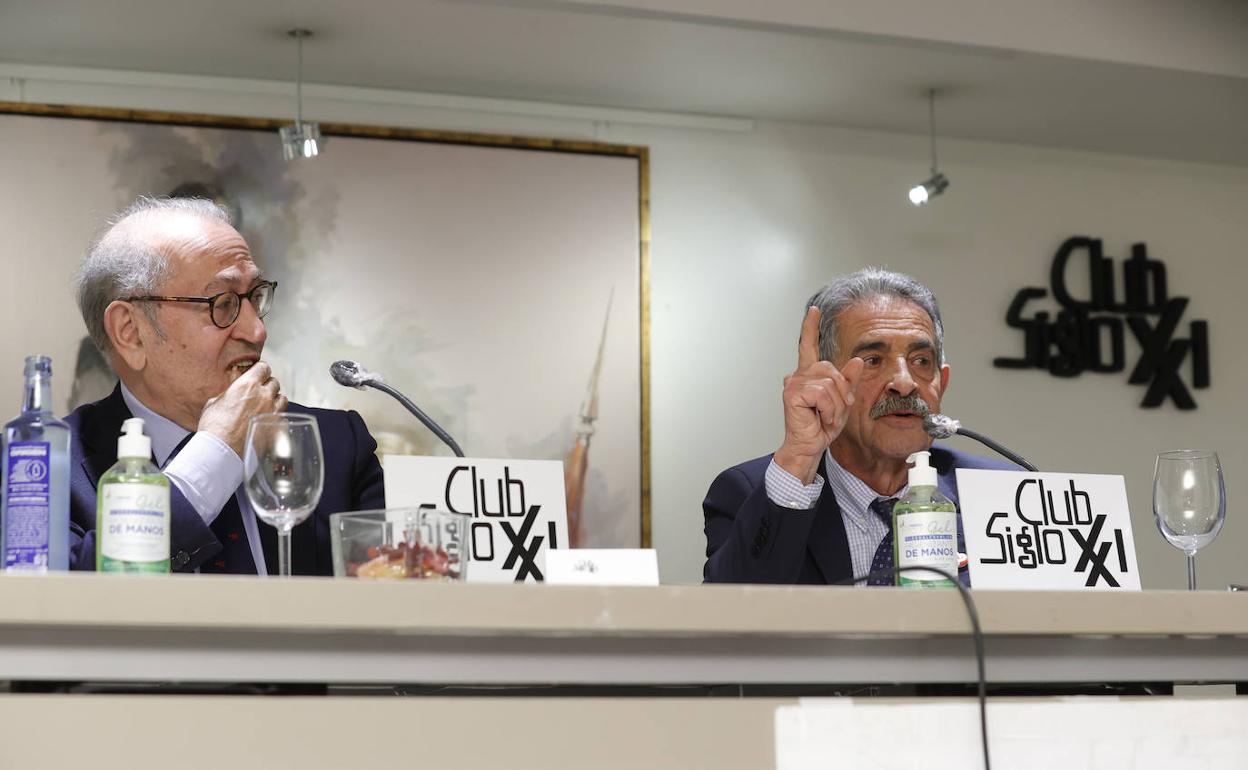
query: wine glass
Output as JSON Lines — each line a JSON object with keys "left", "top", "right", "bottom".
{"left": 244, "top": 414, "right": 325, "bottom": 577}
{"left": 1153, "top": 450, "right": 1226, "bottom": 590}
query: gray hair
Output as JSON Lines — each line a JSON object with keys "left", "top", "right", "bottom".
{"left": 76, "top": 196, "right": 232, "bottom": 357}
{"left": 806, "top": 267, "right": 946, "bottom": 364}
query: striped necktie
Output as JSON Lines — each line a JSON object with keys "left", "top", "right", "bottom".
{"left": 867, "top": 497, "right": 898, "bottom": 586}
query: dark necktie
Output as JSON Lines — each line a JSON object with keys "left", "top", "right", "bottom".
{"left": 867, "top": 497, "right": 898, "bottom": 586}
{"left": 164, "top": 433, "right": 257, "bottom": 575}
{"left": 198, "top": 494, "right": 257, "bottom": 574}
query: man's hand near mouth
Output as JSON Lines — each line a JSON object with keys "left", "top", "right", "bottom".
{"left": 199, "top": 361, "right": 288, "bottom": 458}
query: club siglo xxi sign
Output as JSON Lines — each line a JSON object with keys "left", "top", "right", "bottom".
{"left": 981, "top": 477, "right": 1130, "bottom": 587}
{"left": 993, "top": 236, "right": 1210, "bottom": 409}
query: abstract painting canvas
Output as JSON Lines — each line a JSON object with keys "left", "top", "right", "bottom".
{"left": 0, "top": 105, "right": 649, "bottom": 547}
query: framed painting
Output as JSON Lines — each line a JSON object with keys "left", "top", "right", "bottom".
{"left": 0, "top": 102, "right": 650, "bottom": 548}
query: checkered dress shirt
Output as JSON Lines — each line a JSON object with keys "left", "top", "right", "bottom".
{"left": 764, "top": 452, "right": 908, "bottom": 586}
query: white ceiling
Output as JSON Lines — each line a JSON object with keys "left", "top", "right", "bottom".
{"left": 2, "top": 0, "right": 1246, "bottom": 165}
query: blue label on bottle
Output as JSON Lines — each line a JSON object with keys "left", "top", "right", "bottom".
{"left": 4, "top": 441, "right": 51, "bottom": 569}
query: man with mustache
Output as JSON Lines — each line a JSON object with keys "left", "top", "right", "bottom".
{"left": 65, "top": 197, "right": 384, "bottom": 574}
{"left": 703, "top": 268, "right": 1012, "bottom": 586}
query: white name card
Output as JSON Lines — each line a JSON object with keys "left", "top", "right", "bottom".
{"left": 545, "top": 549, "right": 660, "bottom": 586}
{"left": 956, "top": 469, "right": 1141, "bottom": 590}
{"left": 383, "top": 455, "right": 569, "bottom": 584}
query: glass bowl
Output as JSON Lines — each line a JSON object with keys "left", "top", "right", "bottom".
{"left": 330, "top": 508, "right": 469, "bottom": 581}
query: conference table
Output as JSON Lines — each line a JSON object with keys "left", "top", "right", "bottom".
{"left": 0, "top": 574, "right": 1244, "bottom": 768}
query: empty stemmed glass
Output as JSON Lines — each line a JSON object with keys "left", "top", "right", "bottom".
{"left": 1153, "top": 450, "right": 1226, "bottom": 590}
{"left": 244, "top": 413, "right": 325, "bottom": 577}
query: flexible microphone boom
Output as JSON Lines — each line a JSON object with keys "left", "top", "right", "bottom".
{"left": 330, "top": 360, "right": 465, "bottom": 458}
{"left": 923, "top": 413, "right": 1038, "bottom": 472}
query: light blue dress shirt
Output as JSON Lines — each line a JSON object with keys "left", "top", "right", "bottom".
{"left": 119, "top": 383, "right": 268, "bottom": 575}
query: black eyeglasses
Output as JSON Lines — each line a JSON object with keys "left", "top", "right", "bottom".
{"left": 125, "top": 280, "right": 278, "bottom": 329}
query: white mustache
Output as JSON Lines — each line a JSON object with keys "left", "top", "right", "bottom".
{"left": 869, "top": 395, "right": 930, "bottom": 419}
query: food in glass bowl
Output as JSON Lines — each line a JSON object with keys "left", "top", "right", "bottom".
{"left": 350, "top": 541, "right": 456, "bottom": 579}
{"left": 330, "top": 509, "right": 468, "bottom": 581}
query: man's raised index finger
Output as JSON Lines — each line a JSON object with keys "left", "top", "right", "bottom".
{"left": 797, "top": 306, "right": 822, "bottom": 370}
{"left": 841, "top": 356, "right": 865, "bottom": 392}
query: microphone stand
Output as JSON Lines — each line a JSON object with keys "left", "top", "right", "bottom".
{"left": 363, "top": 379, "right": 466, "bottom": 458}
{"left": 953, "top": 426, "right": 1038, "bottom": 472}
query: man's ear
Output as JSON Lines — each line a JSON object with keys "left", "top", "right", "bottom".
{"left": 102, "top": 300, "right": 148, "bottom": 372}
{"left": 939, "top": 362, "right": 951, "bottom": 394}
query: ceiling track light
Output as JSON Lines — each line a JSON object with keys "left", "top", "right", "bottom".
{"left": 908, "top": 89, "right": 949, "bottom": 206}
{"left": 280, "top": 28, "right": 322, "bottom": 161}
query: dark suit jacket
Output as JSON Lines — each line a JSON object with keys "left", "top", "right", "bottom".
{"left": 66, "top": 386, "right": 385, "bottom": 575}
{"left": 702, "top": 444, "right": 1015, "bottom": 586}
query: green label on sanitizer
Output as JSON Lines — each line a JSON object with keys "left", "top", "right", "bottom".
{"left": 895, "top": 508, "right": 958, "bottom": 586}
{"left": 100, "top": 483, "right": 170, "bottom": 565}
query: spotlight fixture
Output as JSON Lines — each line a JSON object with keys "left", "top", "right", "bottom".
{"left": 908, "top": 172, "right": 949, "bottom": 206}
{"left": 908, "top": 89, "right": 949, "bottom": 205}
{"left": 279, "top": 28, "right": 321, "bottom": 160}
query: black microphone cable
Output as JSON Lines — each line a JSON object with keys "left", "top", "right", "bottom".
{"left": 952, "top": 427, "right": 1037, "bottom": 473}
{"left": 835, "top": 565, "right": 991, "bottom": 770}
{"left": 924, "top": 413, "right": 1038, "bottom": 472}
{"left": 329, "top": 360, "right": 465, "bottom": 457}
{"left": 366, "top": 378, "right": 465, "bottom": 458}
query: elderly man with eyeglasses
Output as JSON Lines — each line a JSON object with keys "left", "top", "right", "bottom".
{"left": 65, "top": 197, "right": 384, "bottom": 574}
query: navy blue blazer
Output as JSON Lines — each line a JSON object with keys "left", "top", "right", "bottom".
{"left": 65, "top": 386, "right": 385, "bottom": 575}
{"left": 702, "top": 444, "right": 1015, "bottom": 585}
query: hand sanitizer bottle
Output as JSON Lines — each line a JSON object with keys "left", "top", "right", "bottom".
{"left": 892, "top": 450, "right": 958, "bottom": 588}
{"left": 1, "top": 356, "right": 71, "bottom": 572}
{"left": 96, "top": 418, "right": 170, "bottom": 573}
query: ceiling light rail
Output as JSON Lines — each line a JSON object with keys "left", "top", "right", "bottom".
{"left": 0, "top": 63, "right": 755, "bottom": 134}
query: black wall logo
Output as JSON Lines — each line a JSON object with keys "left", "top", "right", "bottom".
{"left": 993, "top": 236, "right": 1210, "bottom": 409}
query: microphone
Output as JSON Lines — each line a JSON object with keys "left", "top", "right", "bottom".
{"left": 330, "top": 360, "right": 465, "bottom": 458}
{"left": 329, "top": 360, "right": 383, "bottom": 389}
{"left": 923, "top": 413, "right": 1038, "bottom": 472}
